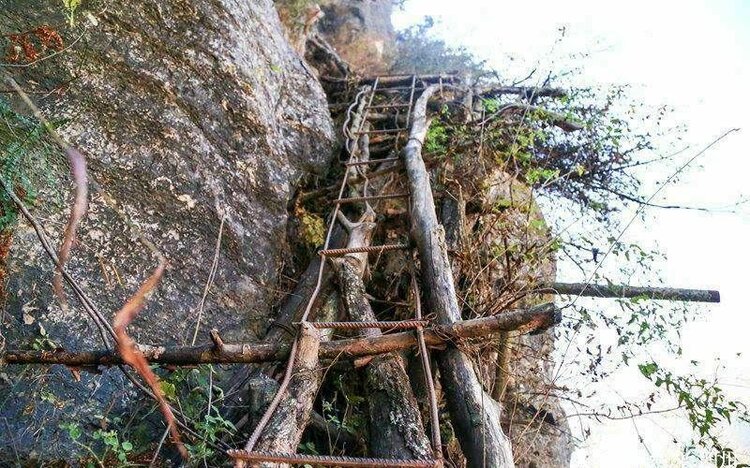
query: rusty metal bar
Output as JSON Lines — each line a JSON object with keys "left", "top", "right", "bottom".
{"left": 320, "top": 243, "right": 410, "bottom": 257}
{"left": 375, "top": 85, "right": 426, "bottom": 92}
{"left": 355, "top": 127, "right": 407, "bottom": 135}
{"left": 367, "top": 103, "right": 412, "bottom": 109}
{"left": 409, "top": 269, "right": 443, "bottom": 458}
{"left": 542, "top": 282, "right": 720, "bottom": 303}
{"left": 405, "top": 75, "right": 417, "bottom": 128}
{"left": 345, "top": 157, "right": 401, "bottom": 167}
{"left": 335, "top": 193, "right": 409, "bottom": 205}
{"left": 310, "top": 320, "right": 429, "bottom": 330}
{"left": 227, "top": 450, "right": 435, "bottom": 467}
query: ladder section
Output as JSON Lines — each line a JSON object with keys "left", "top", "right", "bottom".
{"left": 230, "top": 75, "right": 447, "bottom": 467}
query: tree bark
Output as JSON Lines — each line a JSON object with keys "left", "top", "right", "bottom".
{"left": 402, "top": 85, "right": 514, "bottom": 468}
{"left": 332, "top": 243, "right": 432, "bottom": 460}
{"left": 244, "top": 322, "right": 322, "bottom": 468}
{"left": 3, "top": 304, "right": 560, "bottom": 366}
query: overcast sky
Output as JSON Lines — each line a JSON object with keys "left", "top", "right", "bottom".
{"left": 393, "top": 1, "right": 750, "bottom": 466}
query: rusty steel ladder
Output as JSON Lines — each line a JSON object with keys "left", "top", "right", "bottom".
{"left": 228, "top": 76, "right": 443, "bottom": 467}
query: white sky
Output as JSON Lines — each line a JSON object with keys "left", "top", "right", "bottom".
{"left": 394, "top": 1, "right": 750, "bottom": 466}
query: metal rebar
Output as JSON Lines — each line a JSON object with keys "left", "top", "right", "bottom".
{"left": 320, "top": 243, "right": 410, "bottom": 257}
{"left": 355, "top": 128, "right": 407, "bottom": 135}
{"left": 345, "top": 157, "right": 401, "bottom": 167}
{"left": 410, "top": 261, "right": 443, "bottom": 459}
{"left": 310, "top": 320, "right": 429, "bottom": 330}
{"left": 335, "top": 193, "right": 409, "bottom": 205}
{"left": 227, "top": 450, "right": 436, "bottom": 467}
{"left": 367, "top": 103, "right": 412, "bottom": 109}
{"left": 405, "top": 75, "right": 417, "bottom": 128}
{"left": 376, "top": 86, "right": 426, "bottom": 92}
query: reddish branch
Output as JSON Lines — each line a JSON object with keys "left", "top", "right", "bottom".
{"left": 53, "top": 145, "right": 88, "bottom": 302}
{"left": 111, "top": 257, "right": 187, "bottom": 460}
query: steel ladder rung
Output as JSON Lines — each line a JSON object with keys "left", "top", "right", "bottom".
{"left": 375, "top": 85, "right": 425, "bottom": 92}
{"left": 310, "top": 319, "right": 429, "bottom": 330}
{"left": 367, "top": 103, "right": 412, "bottom": 109}
{"left": 319, "top": 244, "right": 410, "bottom": 257}
{"left": 227, "top": 450, "right": 436, "bottom": 467}
{"left": 334, "top": 193, "right": 408, "bottom": 205}
{"left": 345, "top": 157, "right": 400, "bottom": 167}
{"left": 354, "top": 128, "right": 407, "bottom": 135}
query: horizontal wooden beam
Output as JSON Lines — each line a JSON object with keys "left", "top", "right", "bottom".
{"left": 542, "top": 282, "right": 720, "bottom": 303}
{"left": 1, "top": 303, "right": 560, "bottom": 367}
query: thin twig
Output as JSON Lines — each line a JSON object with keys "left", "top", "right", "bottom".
{"left": 191, "top": 215, "right": 225, "bottom": 345}
{"left": 149, "top": 426, "right": 171, "bottom": 468}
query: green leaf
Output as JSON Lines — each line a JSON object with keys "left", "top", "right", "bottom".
{"left": 160, "top": 381, "right": 177, "bottom": 401}
{"left": 638, "top": 362, "right": 658, "bottom": 379}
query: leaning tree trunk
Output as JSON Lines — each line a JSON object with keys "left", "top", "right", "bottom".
{"left": 243, "top": 323, "right": 322, "bottom": 468}
{"left": 403, "top": 86, "right": 515, "bottom": 468}
{"left": 331, "top": 212, "right": 432, "bottom": 461}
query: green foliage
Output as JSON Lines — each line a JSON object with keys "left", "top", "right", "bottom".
{"left": 60, "top": 422, "right": 136, "bottom": 467}
{"left": 319, "top": 372, "right": 367, "bottom": 438}
{"left": 58, "top": 366, "right": 235, "bottom": 466}
{"left": 524, "top": 167, "right": 560, "bottom": 185}
{"left": 163, "top": 365, "right": 236, "bottom": 464}
{"left": 0, "top": 98, "right": 61, "bottom": 233}
{"left": 92, "top": 430, "right": 134, "bottom": 464}
{"left": 638, "top": 362, "right": 749, "bottom": 460}
{"left": 62, "top": 0, "right": 82, "bottom": 26}
{"left": 31, "top": 325, "right": 58, "bottom": 350}
{"left": 424, "top": 120, "right": 449, "bottom": 155}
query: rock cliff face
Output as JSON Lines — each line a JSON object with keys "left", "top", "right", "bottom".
{"left": 274, "top": 0, "right": 395, "bottom": 74}
{"left": 0, "top": 0, "right": 333, "bottom": 461}
{"left": 317, "top": 0, "right": 396, "bottom": 73}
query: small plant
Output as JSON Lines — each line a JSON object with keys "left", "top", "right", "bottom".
{"left": 92, "top": 429, "right": 135, "bottom": 464}
{"left": 31, "top": 325, "right": 58, "bottom": 350}
{"left": 60, "top": 423, "right": 135, "bottom": 467}
{"left": 162, "top": 365, "right": 236, "bottom": 465}
{"left": 424, "top": 121, "right": 449, "bottom": 155}
{"left": 62, "top": 0, "right": 82, "bottom": 27}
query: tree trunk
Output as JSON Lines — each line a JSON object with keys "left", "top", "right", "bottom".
{"left": 246, "top": 323, "right": 322, "bottom": 468}
{"left": 403, "top": 85, "right": 515, "bottom": 468}
{"left": 333, "top": 255, "right": 432, "bottom": 460}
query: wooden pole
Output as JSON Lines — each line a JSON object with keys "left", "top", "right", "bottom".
{"left": 402, "top": 84, "right": 514, "bottom": 468}
{"left": 331, "top": 211, "right": 432, "bottom": 460}
{"left": 2, "top": 304, "right": 560, "bottom": 367}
